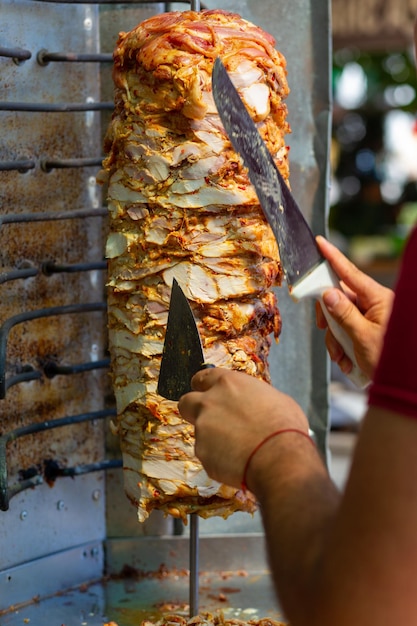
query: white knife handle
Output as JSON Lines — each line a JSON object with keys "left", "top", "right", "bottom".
{"left": 290, "top": 261, "right": 370, "bottom": 389}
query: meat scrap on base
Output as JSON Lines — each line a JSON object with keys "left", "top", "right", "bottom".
{"left": 99, "top": 9, "right": 290, "bottom": 523}
{"left": 141, "top": 614, "right": 287, "bottom": 626}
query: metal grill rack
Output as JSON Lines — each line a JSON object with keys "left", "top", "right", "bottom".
{"left": 0, "top": 0, "right": 205, "bottom": 514}
{"left": 1, "top": 12, "right": 109, "bottom": 510}
{"left": 0, "top": 0, "right": 331, "bottom": 623}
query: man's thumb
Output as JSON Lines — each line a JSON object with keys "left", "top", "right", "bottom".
{"left": 322, "top": 288, "right": 360, "bottom": 333}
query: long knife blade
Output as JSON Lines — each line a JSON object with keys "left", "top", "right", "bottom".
{"left": 212, "top": 57, "right": 322, "bottom": 287}
{"left": 157, "top": 278, "right": 205, "bottom": 401}
{"left": 212, "top": 58, "right": 369, "bottom": 388}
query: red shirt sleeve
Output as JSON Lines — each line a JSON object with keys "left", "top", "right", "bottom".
{"left": 368, "top": 227, "right": 417, "bottom": 419}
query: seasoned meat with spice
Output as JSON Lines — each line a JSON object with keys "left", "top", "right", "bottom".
{"left": 99, "top": 9, "right": 290, "bottom": 523}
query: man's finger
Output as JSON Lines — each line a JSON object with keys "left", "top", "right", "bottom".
{"left": 178, "top": 391, "right": 201, "bottom": 425}
{"left": 179, "top": 368, "right": 229, "bottom": 424}
{"left": 191, "top": 366, "right": 224, "bottom": 391}
{"left": 322, "top": 288, "right": 367, "bottom": 338}
{"left": 316, "top": 236, "right": 380, "bottom": 304}
{"left": 316, "top": 300, "right": 328, "bottom": 329}
{"left": 325, "top": 328, "right": 344, "bottom": 363}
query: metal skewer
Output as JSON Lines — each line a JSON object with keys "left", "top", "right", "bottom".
{"left": 189, "top": 513, "right": 199, "bottom": 617}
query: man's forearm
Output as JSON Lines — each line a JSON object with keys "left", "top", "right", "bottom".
{"left": 248, "top": 433, "right": 340, "bottom": 625}
{"left": 251, "top": 407, "right": 417, "bottom": 626}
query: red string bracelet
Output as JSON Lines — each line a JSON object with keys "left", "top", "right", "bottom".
{"left": 241, "top": 428, "right": 315, "bottom": 493}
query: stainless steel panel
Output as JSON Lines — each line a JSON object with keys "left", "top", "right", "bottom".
{"left": 0, "top": 1, "right": 105, "bottom": 477}
{"left": 1, "top": 536, "right": 283, "bottom": 626}
{"left": 0, "top": 0, "right": 106, "bottom": 584}
{"left": 0, "top": 541, "right": 104, "bottom": 612}
{"left": 0, "top": 473, "right": 106, "bottom": 572}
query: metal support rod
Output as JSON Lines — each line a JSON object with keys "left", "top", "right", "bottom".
{"left": 189, "top": 513, "right": 199, "bottom": 617}
{"left": 0, "top": 302, "right": 107, "bottom": 398}
{"left": 41, "top": 157, "right": 104, "bottom": 171}
{"left": 0, "top": 207, "right": 108, "bottom": 227}
{"left": 0, "top": 160, "right": 35, "bottom": 172}
{"left": 37, "top": 50, "right": 113, "bottom": 64}
{"left": 43, "top": 357, "right": 110, "bottom": 378}
{"left": 0, "top": 267, "right": 39, "bottom": 284}
{"left": 0, "top": 46, "right": 31, "bottom": 61}
{"left": 190, "top": 0, "right": 200, "bottom": 10}
{"left": 42, "top": 260, "right": 106, "bottom": 275}
{"left": 0, "top": 101, "right": 113, "bottom": 112}
{"left": 0, "top": 409, "right": 117, "bottom": 511}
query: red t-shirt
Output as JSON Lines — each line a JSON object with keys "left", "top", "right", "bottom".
{"left": 368, "top": 227, "right": 417, "bottom": 418}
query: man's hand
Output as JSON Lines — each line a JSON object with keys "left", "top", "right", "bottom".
{"left": 178, "top": 368, "right": 308, "bottom": 491}
{"left": 316, "top": 236, "right": 394, "bottom": 380}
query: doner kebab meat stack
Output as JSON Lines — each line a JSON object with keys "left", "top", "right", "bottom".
{"left": 99, "top": 9, "right": 290, "bottom": 523}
